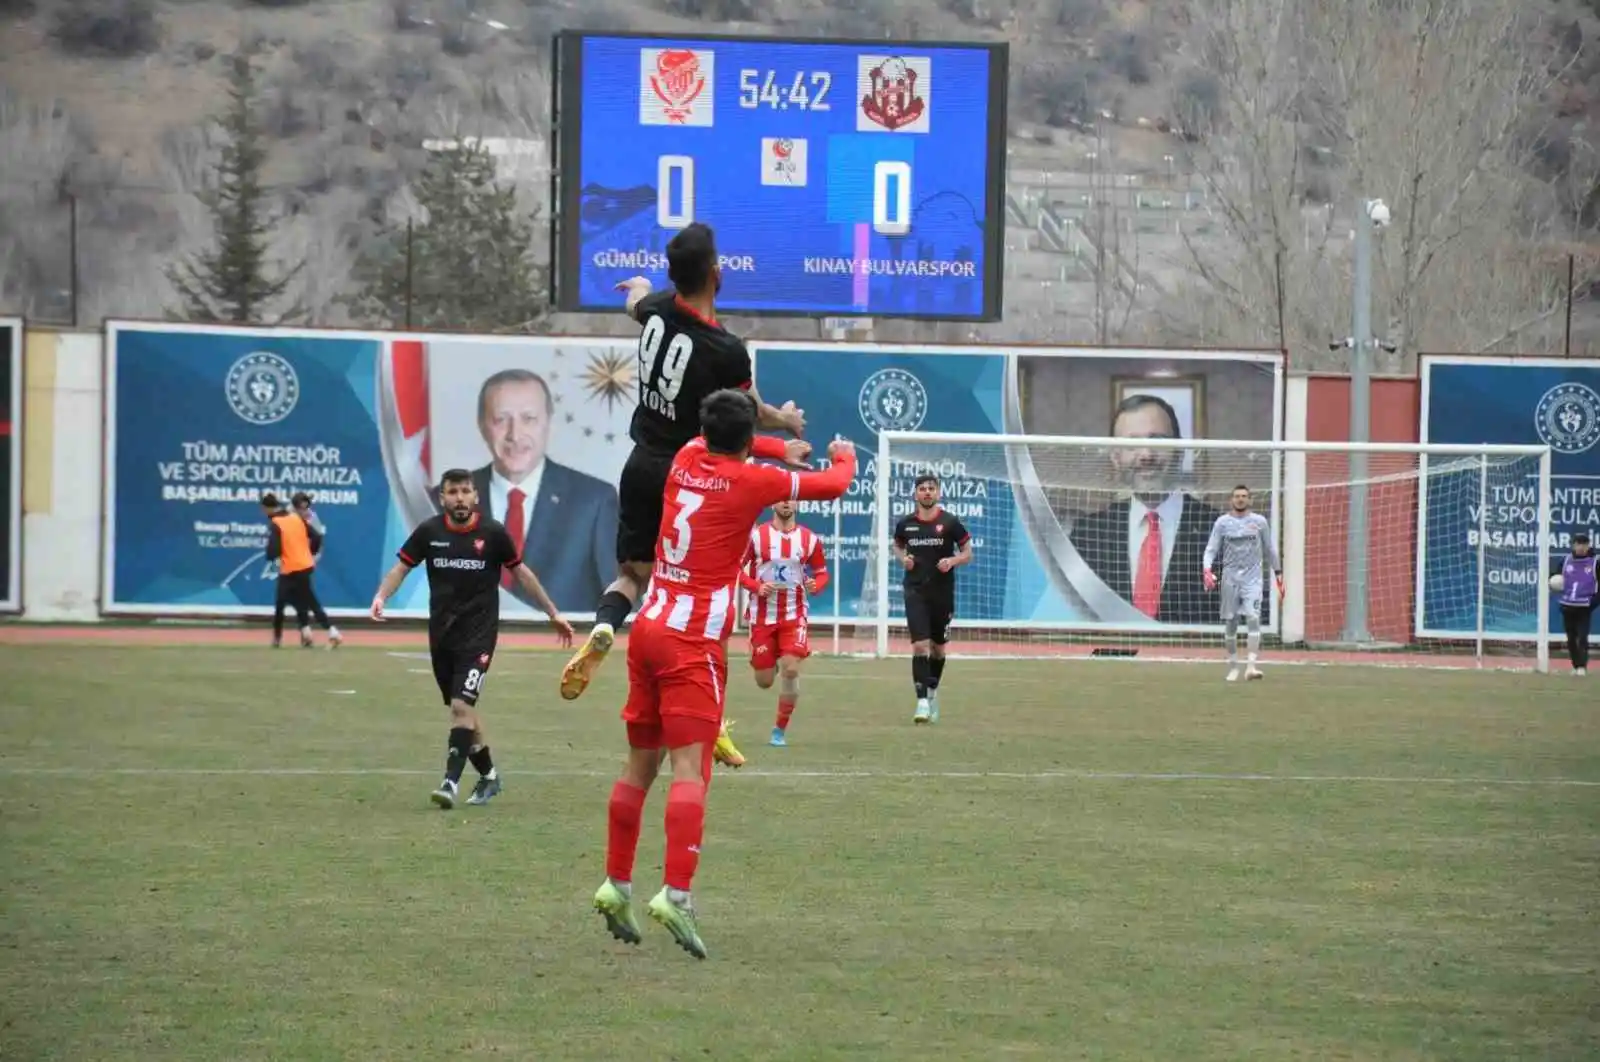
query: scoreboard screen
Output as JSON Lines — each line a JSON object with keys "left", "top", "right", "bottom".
{"left": 552, "top": 32, "right": 1008, "bottom": 321}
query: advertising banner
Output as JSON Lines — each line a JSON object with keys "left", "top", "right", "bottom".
{"left": 1418, "top": 356, "right": 1600, "bottom": 639}
{"left": 104, "top": 323, "right": 636, "bottom": 619}
{"left": 751, "top": 343, "right": 1283, "bottom": 630}
{"left": 0, "top": 318, "right": 20, "bottom": 613}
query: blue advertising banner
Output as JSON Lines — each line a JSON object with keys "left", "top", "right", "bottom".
{"left": 105, "top": 325, "right": 391, "bottom": 614}
{"left": 751, "top": 343, "right": 1284, "bottom": 630}
{"left": 751, "top": 344, "right": 1008, "bottom": 622}
{"left": 104, "top": 323, "right": 639, "bottom": 619}
{"left": 1419, "top": 356, "right": 1600, "bottom": 640}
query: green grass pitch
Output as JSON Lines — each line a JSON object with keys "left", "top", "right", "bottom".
{"left": 1, "top": 641, "right": 1596, "bottom": 1061}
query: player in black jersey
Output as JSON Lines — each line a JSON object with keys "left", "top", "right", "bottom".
{"left": 371, "top": 468, "right": 574, "bottom": 809}
{"left": 560, "top": 222, "right": 807, "bottom": 747}
{"left": 891, "top": 474, "right": 973, "bottom": 725}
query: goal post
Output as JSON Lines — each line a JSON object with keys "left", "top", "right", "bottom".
{"left": 855, "top": 431, "right": 1553, "bottom": 672}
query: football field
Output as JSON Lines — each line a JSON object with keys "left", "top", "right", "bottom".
{"left": 1, "top": 636, "right": 1596, "bottom": 1061}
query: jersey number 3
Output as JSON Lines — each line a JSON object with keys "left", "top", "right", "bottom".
{"left": 638, "top": 315, "right": 693, "bottom": 420}
{"left": 661, "top": 489, "right": 703, "bottom": 565}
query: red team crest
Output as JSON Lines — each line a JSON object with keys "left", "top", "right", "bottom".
{"left": 650, "top": 49, "right": 706, "bottom": 123}
{"left": 473, "top": 538, "right": 485, "bottom": 554}
{"left": 861, "top": 56, "right": 926, "bottom": 131}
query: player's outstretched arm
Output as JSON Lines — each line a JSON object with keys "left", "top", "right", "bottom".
{"left": 511, "top": 564, "right": 575, "bottom": 645}
{"left": 748, "top": 388, "right": 806, "bottom": 437}
{"left": 370, "top": 560, "right": 412, "bottom": 620}
{"left": 616, "top": 276, "right": 653, "bottom": 320}
{"left": 787, "top": 442, "right": 857, "bottom": 501}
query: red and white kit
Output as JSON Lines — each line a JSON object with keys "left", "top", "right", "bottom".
{"left": 623, "top": 436, "right": 855, "bottom": 748}
{"left": 739, "top": 522, "right": 829, "bottom": 665}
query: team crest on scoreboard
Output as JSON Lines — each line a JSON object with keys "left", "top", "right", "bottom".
{"left": 1534, "top": 381, "right": 1600, "bottom": 454}
{"left": 639, "top": 48, "right": 715, "bottom": 127}
{"left": 760, "top": 137, "right": 809, "bottom": 187}
{"left": 857, "top": 55, "right": 930, "bottom": 134}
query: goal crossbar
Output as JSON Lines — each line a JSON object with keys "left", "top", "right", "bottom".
{"left": 867, "top": 432, "right": 1553, "bottom": 671}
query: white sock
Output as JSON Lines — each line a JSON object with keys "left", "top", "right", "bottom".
{"left": 667, "top": 887, "right": 691, "bottom": 905}
{"left": 300, "top": 625, "right": 312, "bottom": 638}
{"left": 328, "top": 625, "right": 341, "bottom": 637}
{"left": 610, "top": 878, "right": 631, "bottom": 896}
{"left": 1247, "top": 627, "right": 1261, "bottom": 662}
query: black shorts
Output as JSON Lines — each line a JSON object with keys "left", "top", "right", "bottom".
{"left": 616, "top": 444, "right": 675, "bottom": 565}
{"left": 430, "top": 632, "right": 497, "bottom": 707}
{"left": 903, "top": 587, "right": 954, "bottom": 645}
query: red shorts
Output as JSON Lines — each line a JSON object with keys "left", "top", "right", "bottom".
{"left": 748, "top": 621, "right": 812, "bottom": 668}
{"left": 621, "top": 620, "right": 727, "bottom": 749}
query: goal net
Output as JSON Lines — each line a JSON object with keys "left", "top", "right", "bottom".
{"left": 838, "top": 432, "right": 1552, "bottom": 672}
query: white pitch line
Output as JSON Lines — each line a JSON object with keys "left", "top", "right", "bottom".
{"left": 0, "top": 766, "right": 1593, "bottom": 787}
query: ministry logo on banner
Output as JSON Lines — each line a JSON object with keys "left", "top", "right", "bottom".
{"left": 640, "top": 48, "right": 715, "bottom": 127}
{"left": 1534, "top": 382, "right": 1600, "bottom": 454}
{"left": 226, "top": 352, "right": 300, "bottom": 425}
{"left": 858, "top": 367, "right": 929, "bottom": 433}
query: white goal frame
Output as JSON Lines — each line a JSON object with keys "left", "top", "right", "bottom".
{"left": 871, "top": 432, "right": 1553, "bottom": 672}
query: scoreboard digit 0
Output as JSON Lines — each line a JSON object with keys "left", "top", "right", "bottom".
{"left": 551, "top": 32, "right": 1008, "bottom": 321}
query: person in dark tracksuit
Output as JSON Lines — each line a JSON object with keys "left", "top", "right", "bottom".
{"left": 263, "top": 492, "right": 342, "bottom": 649}
{"left": 1552, "top": 532, "right": 1597, "bottom": 675}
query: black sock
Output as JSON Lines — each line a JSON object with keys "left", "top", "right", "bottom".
{"left": 912, "top": 655, "right": 930, "bottom": 698}
{"left": 595, "top": 589, "right": 633, "bottom": 630}
{"left": 928, "top": 655, "right": 946, "bottom": 690}
{"left": 445, "top": 727, "right": 473, "bottom": 785}
{"left": 469, "top": 744, "right": 495, "bottom": 777}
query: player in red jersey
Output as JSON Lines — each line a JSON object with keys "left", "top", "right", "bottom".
{"left": 738, "top": 502, "right": 829, "bottom": 747}
{"left": 593, "top": 389, "right": 856, "bottom": 960}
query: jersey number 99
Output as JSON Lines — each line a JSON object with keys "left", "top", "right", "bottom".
{"left": 638, "top": 315, "right": 693, "bottom": 420}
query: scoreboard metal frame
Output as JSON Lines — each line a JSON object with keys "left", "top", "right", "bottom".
{"left": 550, "top": 30, "right": 1009, "bottom": 322}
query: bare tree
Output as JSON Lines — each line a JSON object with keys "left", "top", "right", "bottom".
{"left": 1166, "top": 0, "right": 1594, "bottom": 364}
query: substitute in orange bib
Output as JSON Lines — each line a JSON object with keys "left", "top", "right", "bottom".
{"left": 264, "top": 492, "right": 341, "bottom": 649}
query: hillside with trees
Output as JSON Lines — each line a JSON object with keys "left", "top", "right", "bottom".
{"left": 2, "top": 0, "right": 1599, "bottom": 361}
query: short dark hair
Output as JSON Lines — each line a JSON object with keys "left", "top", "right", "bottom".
{"left": 667, "top": 223, "right": 717, "bottom": 296}
{"left": 1575, "top": 532, "right": 1592, "bottom": 545}
{"left": 260, "top": 492, "right": 281, "bottom": 509}
{"left": 1233, "top": 484, "right": 1250, "bottom": 493}
{"left": 439, "top": 468, "right": 473, "bottom": 489}
{"left": 291, "top": 491, "right": 313, "bottom": 508}
{"left": 914, "top": 474, "right": 939, "bottom": 489}
{"left": 700, "top": 388, "right": 757, "bottom": 455}
{"left": 477, "top": 369, "right": 553, "bottom": 424}
{"left": 1110, "top": 393, "right": 1182, "bottom": 439}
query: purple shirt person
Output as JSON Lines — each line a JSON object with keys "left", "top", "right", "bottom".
{"left": 1554, "top": 532, "right": 1597, "bottom": 674}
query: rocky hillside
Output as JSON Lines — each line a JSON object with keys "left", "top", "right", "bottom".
{"left": 3, "top": 0, "right": 1599, "bottom": 354}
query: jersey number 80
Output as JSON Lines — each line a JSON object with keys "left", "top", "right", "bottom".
{"left": 638, "top": 315, "right": 692, "bottom": 421}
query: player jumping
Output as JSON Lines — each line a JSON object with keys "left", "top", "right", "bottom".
{"left": 559, "top": 222, "right": 807, "bottom": 771}
{"left": 1202, "top": 484, "right": 1283, "bottom": 681}
{"left": 891, "top": 474, "right": 972, "bottom": 724}
{"left": 593, "top": 390, "right": 856, "bottom": 959}
{"left": 370, "top": 469, "right": 575, "bottom": 808}
{"left": 738, "top": 501, "right": 829, "bottom": 747}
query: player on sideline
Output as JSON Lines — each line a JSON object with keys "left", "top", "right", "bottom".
{"left": 1202, "top": 484, "right": 1283, "bottom": 682}
{"left": 370, "top": 469, "right": 574, "bottom": 808}
{"left": 559, "top": 223, "right": 807, "bottom": 773}
{"left": 891, "top": 474, "right": 973, "bottom": 724}
{"left": 593, "top": 391, "right": 855, "bottom": 960}
{"left": 738, "top": 500, "right": 829, "bottom": 747}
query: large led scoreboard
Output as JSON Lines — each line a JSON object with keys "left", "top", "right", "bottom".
{"left": 551, "top": 32, "right": 1008, "bottom": 320}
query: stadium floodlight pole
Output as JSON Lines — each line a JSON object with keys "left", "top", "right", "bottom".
{"left": 1342, "top": 197, "right": 1390, "bottom": 644}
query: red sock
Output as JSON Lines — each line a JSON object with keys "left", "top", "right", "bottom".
{"left": 662, "top": 779, "right": 707, "bottom": 892}
{"left": 605, "top": 781, "right": 648, "bottom": 882}
{"left": 775, "top": 695, "right": 797, "bottom": 731}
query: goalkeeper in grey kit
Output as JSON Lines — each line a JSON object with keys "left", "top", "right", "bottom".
{"left": 1202, "top": 485, "right": 1283, "bottom": 681}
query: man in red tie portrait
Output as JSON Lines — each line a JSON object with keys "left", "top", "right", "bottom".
{"left": 468, "top": 369, "right": 618, "bottom": 616}
{"left": 1069, "top": 393, "right": 1221, "bottom": 625}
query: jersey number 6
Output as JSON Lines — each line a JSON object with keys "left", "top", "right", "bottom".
{"left": 638, "top": 315, "right": 694, "bottom": 415}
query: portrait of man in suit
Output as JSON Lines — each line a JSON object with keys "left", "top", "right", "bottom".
{"left": 1069, "top": 393, "right": 1222, "bottom": 624}
{"left": 470, "top": 368, "right": 618, "bottom": 614}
